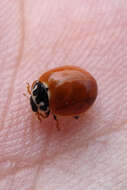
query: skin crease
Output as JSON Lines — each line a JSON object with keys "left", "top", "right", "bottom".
{"left": 0, "top": 0, "right": 127, "bottom": 189}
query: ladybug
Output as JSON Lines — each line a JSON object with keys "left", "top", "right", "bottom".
{"left": 25, "top": 66, "right": 98, "bottom": 130}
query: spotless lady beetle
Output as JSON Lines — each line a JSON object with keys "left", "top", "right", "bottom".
{"left": 25, "top": 66, "right": 98, "bottom": 130}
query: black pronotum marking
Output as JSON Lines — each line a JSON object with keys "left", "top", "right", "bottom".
{"left": 39, "top": 105, "right": 47, "bottom": 111}
{"left": 30, "top": 96, "right": 38, "bottom": 112}
{"left": 31, "top": 81, "right": 49, "bottom": 113}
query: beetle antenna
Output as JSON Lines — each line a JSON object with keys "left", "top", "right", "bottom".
{"left": 23, "top": 93, "right": 29, "bottom": 99}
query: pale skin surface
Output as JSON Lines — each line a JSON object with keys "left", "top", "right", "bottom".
{"left": 0, "top": 0, "right": 127, "bottom": 189}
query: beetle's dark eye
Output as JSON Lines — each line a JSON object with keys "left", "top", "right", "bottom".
{"left": 33, "top": 88, "right": 38, "bottom": 96}
{"left": 40, "top": 105, "right": 47, "bottom": 111}
{"left": 32, "top": 81, "right": 41, "bottom": 96}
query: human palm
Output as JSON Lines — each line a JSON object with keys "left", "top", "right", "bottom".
{"left": 0, "top": 0, "right": 127, "bottom": 190}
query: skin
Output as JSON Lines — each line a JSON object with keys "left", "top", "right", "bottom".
{"left": 0, "top": 0, "right": 127, "bottom": 190}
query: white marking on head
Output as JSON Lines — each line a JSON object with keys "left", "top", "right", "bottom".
{"left": 31, "top": 87, "right": 37, "bottom": 105}
{"left": 39, "top": 102, "right": 44, "bottom": 106}
{"left": 33, "top": 84, "right": 38, "bottom": 91}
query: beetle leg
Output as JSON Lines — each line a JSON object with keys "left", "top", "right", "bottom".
{"left": 35, "top": 111, "right": 50, "bottom": 123}
{"left": 23, "top": 93, "right": 29, "bottom": 99}
{"left": 45, "top": 110, "right": 50, "bottom": 117}
{"left": 53, "top": 114, "right": 60, "bottom": 131}
{"left": 35, "top": 112, "right": 42, "bottom": 122}
{"left": 74, "top": 116, "right": 79, "bottom": 119}
{"left": 23, "top": 83, "right": 31, "bottom": 97}
{"left": 39, "top": 112, "right": 48, "bottom": 119}
{"left": 26, "top": 82, "right": 31, "bottom": 95}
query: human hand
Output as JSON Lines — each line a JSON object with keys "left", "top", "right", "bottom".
{"left": 0, "top": 0, "right": 127, "bottom": 190}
